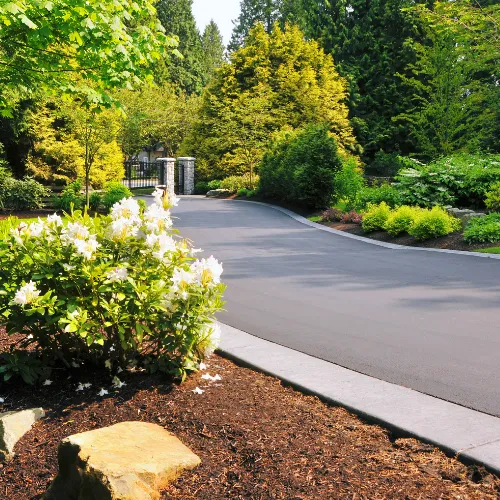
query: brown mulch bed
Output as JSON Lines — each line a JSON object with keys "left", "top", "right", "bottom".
{"left": 320, "top": 221, "right": 496, "bottom": 252}
{"left": 0, "top": 331, "right": 499, "bottom": 499}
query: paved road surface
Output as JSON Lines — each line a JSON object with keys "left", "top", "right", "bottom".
{"left": 171, "top": 198, "right": 500, "bottom": 416}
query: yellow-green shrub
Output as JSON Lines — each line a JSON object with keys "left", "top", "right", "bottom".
{"left": 384, "top": 206, "right": 421, "bottom": 236}
{"left": 408, "top": 207, "right": 461, "bottom": 240}
{"left": 361, "top": 202, "right": 391, "bottom": 232}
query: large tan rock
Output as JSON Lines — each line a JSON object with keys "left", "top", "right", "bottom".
{"left": 0, "top": 408, "right": 45, "bottom": 461}
{"left": 43, "top": 421, "right": 201, "bottom": 500}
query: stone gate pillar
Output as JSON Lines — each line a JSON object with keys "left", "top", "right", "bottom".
{"left": 156, "top": 157, "right": 176, "bottom": 199}
{"left": 177, "top": 157, "right": 195, "bottom": 195}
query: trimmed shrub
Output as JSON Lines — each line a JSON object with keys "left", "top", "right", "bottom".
{"left": 384, "top": 206, "right": 420, "bottom": 236}
{"left": 322, "top": 207, "right": 344, "bottom": 222}
{"left": 259, "top": 124, "right": 344, "bottom": 209}
{"left": 237, "top": 188, "right": 249, "bottom": 197}
{"left": 0, "top": 177, "right": 50, "bottom": 211}
{"left": 194, "top": 181, "right": 210, "bottom": 195}
{"left": 246, "top": 189, "right": 257, "bottom": 199}
{"left": 208, "top": 180, "right": 222, "bottom": 190}
{"left": 464, "top": 214, "right": 500, "bottom": 244}
{"left": 0, "top": 193, "right": 225, "bottom": 384}
{"left": 340, "top": 210, "right": 363, "bottom": 224}
{"left": 102, "top": 182, "right": 132, "bottom": 212}
{"left": 361, "top": 202, "right": 391, "bottom": 232}
{"left": 485, "top": 182, "right": 500, "bottom": 212}
{"left": 220, "top": 174, "right": 258, "bottom": 193}
{"left": 356, "top": 184, "right": 401, "bottom": 209}
{"left": 408, "top": 206, "right": 461, "bottom": 241}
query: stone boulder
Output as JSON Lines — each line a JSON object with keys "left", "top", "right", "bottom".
{"left": 43, "top": 421, "right": 201, "bottom": 500}
{"left": 206, "top": 189, "right": 231, "bottom": 198}
{"left": 0, "top": 408, "right": 45, "bottom": 462}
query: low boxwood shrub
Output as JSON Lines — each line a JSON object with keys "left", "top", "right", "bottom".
{"left": 237, "top": 187, "right": 249, "bottom": 197}
{"left": 384, "top": 206, "right": 420, "bottom": 236}
{"left": 0, "top": 190, "right": 225, "bottom": 384}
{"left": 208, "top": 179, "right": 222, "bottom": 190}
{"left": 102, "top": 182, "right": 132, "bottom": 212}
{"left": 464, "top": 214, "right": 500, "bottom": 244}
{"left": 362, "top": 202, "right": 391, "bottom": 232}
{"left": 408, "top": 206, "right": 461, "bottom": 241}
{"left": 89, "top": 192, "right": 102, "bottom": 212}
{"left": 485, "top": 182, "right": 500, "bottom": 212}
{"left": 194, "top": 181, "right": 210, "bottom": 195}
{"left": 356, "top": 184, "right": 401, "bottom": 209}
{"left": 220, "top": 174, "right": 258, "bottom": 193}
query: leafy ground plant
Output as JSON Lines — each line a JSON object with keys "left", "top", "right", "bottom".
{"left": 464, "top": 214, "right": 500, "bottom": 244}
{"left": 0, "top": 191, "right": 225, "bottom": 384}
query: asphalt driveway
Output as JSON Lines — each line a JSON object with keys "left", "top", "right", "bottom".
{"left": 170, "top": 197, "right": 500, "bottom": 416}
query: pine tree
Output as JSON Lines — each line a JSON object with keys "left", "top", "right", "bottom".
{"left": 228, "top": 0, "right": 282, "bottom": 52}
{"left": 156, "top": 0, "right": 205, "bottom": 94}
{"left": 201, "top": 21, "right": 226, "bottom": 84}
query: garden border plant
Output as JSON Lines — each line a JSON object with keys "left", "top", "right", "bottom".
{"left": 0, "top": 190, "right": 225, "bottom": 384}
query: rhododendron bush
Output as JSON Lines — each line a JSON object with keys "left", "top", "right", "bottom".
{"left": 0, "top": 190, "right": 225, "bottom": 383}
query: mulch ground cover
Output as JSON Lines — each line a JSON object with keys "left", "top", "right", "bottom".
{"left": 0, "top": 330, "right": 499, "bottom": 499}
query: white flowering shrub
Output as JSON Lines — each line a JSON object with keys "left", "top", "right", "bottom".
{"left": 0, "top": 189, "right": 225, "bottom": 383}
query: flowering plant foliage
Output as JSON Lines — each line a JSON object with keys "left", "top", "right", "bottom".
{"left": 0, "top": 189, "right": 225, "bottom": 383}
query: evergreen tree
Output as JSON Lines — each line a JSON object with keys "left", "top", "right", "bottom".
{"left": 184, "top": 24, "right": 356, "bottom": 180}
{"left": 156, "top": 0, "right": 205, "bottom": 94}
{"left": 201, "top": 21, "right": 226, "bottom": 84}
{"left": 229, "top": 0, "right": 282, "bottom": 52}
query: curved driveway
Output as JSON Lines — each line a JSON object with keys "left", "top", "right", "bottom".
{"left": 172, "top": 198, "right": 500, "bottom": 416}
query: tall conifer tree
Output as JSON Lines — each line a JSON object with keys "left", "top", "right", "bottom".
{"left": 201, "top": 21, "right": 226, "bottom": 84}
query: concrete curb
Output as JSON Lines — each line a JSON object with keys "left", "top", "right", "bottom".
{"left": 218, "top": 198, "right": 500, "bottom": 260}
{"left": 218, "top": 322, "right": 500, "bottom": 474}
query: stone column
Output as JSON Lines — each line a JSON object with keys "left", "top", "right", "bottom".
{"left": 177, "top": 157, "right": 195, "bottom": 195}
{"left": 156, "top": 157, "right": 176, "bottom": 199}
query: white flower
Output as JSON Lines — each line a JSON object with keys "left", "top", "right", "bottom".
{"left": 46, "top": 213, "right": 63, "bottom": 227}
{"left": 28, "top": 220, "right": 45, "bottom": 238}
{"left": 192, "top": 387, "right": 205, "bottom": 395}
{"left": 63, "top": 222, "right": 90, "bottom": 242}
{"left": 148, "top": 233, "right": 177, "bottom": 261}
{"left": 199, "top": 362, "right": 207, "bottom": 371}
{"left": 73, "top": 237, "right": 99, "bottom": 260}
{"left": 117, "top": 366, "right": 123, "bottom": 374}
{"left": 171, "top": 267, "right": 196, "bottom": 288}
{"left": 202, "top": 322, "right": 221, "bottom": 357}
{"left": 111, "top": 197, "right": 140, "bottom": 220}
{"left": 201, "top": 373, "right": 222, "bottom": 382}
{"left": 27, "top": 334, "right": 34, "bottom": 340}
{"left": 144, "top": 204, "right": 173, "bottom": 233}
{"left": 83, "top": 382, "right": 92, "bottom": 389}
{"left": 97, "top": 388, "right": 108, "bottom": 397}
{"left": 153, "top": 187, "right": 165, "bottom": 206}
{"left": 191, "top": 256, "right": 223, "bottom": 286}
{"left": 108, "top": 217, "right": 140, "bottom": 240}
{"left": 112, "top": 376, "right": 126, "bottom": 389}
{"left": 0, "top": 397, "right": 4, "bottom": 403}
{"left": 105, "top": 359, "right": 112, "bottom": 370}
{"left": 43, "top": 379, "right": 53, "bottom": 386}
{"left": 106, "top": 267, "right": 128, "bottom": 282}
{"left": 63, "top": 263, "right": 76, "bottom": 272}
{"left": 71, "top": 361, "right": 80, "bottom": 368}
{"left": 109, "top": 346, "right": 115, "bottom": 352}
{"left": 13, "top": 281, "right": 40, "bottom": 306}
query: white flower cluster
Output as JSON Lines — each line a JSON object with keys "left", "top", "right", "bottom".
{"left": 62, "top": 221, "right": 99, "bottom": 260}
{"left": 201, "top": 322, "right": 221, "bottom": 358}
{"left": 10, "top": 214, "right": 62, "bottom": 243}
{"left": 13, "top": 281, "right": 40, "bottom": 306}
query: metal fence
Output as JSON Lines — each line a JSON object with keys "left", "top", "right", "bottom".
{"left": 123, "top": 160, "right": 184, "bottom": 194}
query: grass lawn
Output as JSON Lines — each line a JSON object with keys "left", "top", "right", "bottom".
{"left": 131, "top": 187, "right": 155, "bottom": 196}
{"left": 474, "top": 247, "right": 500, "bottom": 254}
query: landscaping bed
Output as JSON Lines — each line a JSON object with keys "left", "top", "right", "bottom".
{"left": 1, "top": 330, "right": 499, "bottom": 499}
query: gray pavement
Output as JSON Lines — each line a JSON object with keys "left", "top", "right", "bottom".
{"left": 170, "top": 197, "right": 500, "bottom": 417}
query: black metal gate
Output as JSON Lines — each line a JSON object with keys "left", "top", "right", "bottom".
{"left": 123, "top": 160, "right": 184, "bottom": 194}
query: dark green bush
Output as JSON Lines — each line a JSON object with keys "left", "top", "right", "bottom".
{"left": 395, "top": 154, "right": 500, "bottom": 208}
{"left": 102, "top": 182, "right": 132, "bottom": 211}
{"left": 194, "top": 181, "right": 210, "bottom": 194}
{"left": 1, "top": 176, "right": 50, "bottom": 211}
{"left": 259, "top": 124, "right": 343, "bottom": 209}
{"left": 357, "top": 184, "right": 401, "bottom": 209}
{"left": 246, "top": 189, "right": 257, "bottom": 199}
{"left": 89, "top": 192, "right": 102, "bottom": 211}
{"left": 365, "top": 151, "right": 404, "bottom": 177}
{"left": 56, "top": 181, "right": 85, "bottom": 212}
{"left": 237, "top": 187, "right": 249, "bottom": 197}
{"left": 464, "top": 214, "right": 500, "bottom": 244}
{"left": 208, "top": 180, "right": 222, "bottom": 190}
